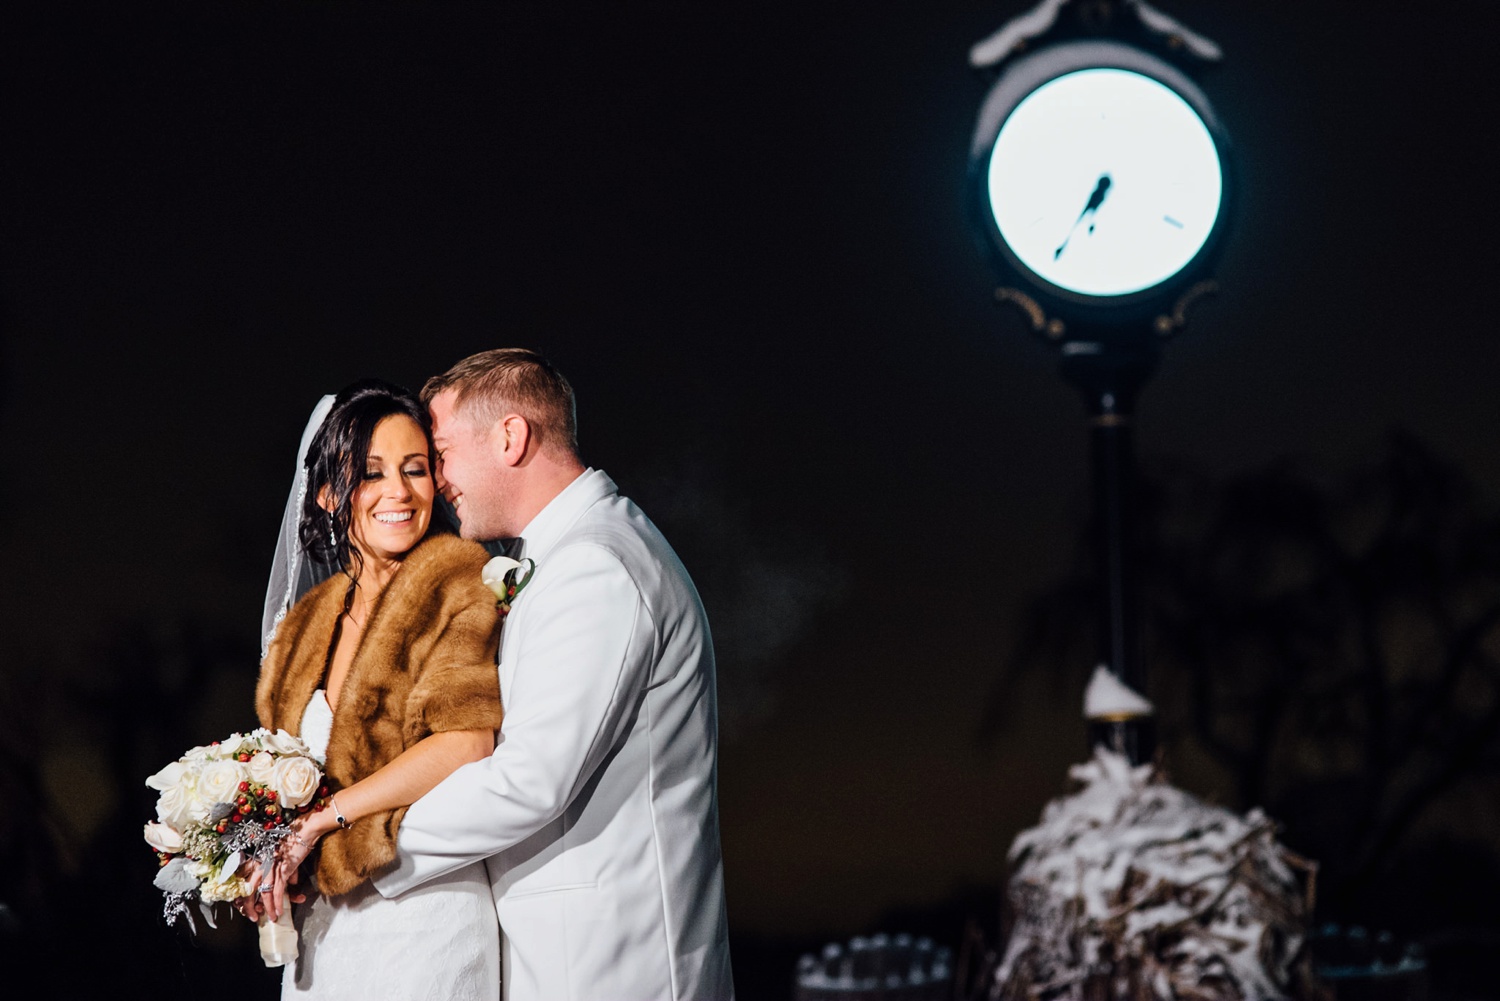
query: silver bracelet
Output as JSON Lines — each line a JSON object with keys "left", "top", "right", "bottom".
{"left": 330, "top": 795, "right": 353, "bottom": 830}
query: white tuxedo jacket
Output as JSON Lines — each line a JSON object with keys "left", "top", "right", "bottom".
{"left": 373, "top": 470, "right": 733, "bottom": 1001}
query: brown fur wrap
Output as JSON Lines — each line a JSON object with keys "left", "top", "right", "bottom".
{"left": 255, "top": 533, "right": 503, "bottom": 896}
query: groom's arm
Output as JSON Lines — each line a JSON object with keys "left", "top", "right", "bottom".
{"left": 371, "top": 541, "right": 648, "bottom": 898}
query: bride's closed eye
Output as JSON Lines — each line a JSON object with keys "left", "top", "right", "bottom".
{"left": 363, "top": 466, "right": 427, "bottom": 481}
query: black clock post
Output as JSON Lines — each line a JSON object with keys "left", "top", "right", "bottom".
{"left": 1061, "top": 331, "right": 1159, "bottom": 765}
{"left": 965, "top": 0, "right": 1230, "bottom": 765}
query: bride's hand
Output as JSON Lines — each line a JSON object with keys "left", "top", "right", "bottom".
{"left": 278, "top": 819, "right": 318, "bottom": 872}
{"left": 235, "top": 859, "right": 272, "bottom": 922}
{"left": 265, "top": 816, "right": 323, "bottom": 921}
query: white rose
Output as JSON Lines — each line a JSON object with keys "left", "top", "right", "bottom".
{"left": 182, "top": 742, "right": 215, "bottom": 764}
{"left": 156, "top": 785, "right": 195, "bottom": 832}
{"left": 145, "top": 760, "right": 187, "bottom": 792}
{"left": 245, "top": 751, "right": 276, "bottom": 785}
{"left": 220, "top": 733, "right": 252, "bottom": 757}
{"left": 262, "top": 729, "right": 306, "bottom": 756}
{"left": 196, "top": 760, "right": 245, "bottom": 808}
{"left": 185, "top": 789, "right": 214, "bottom": 825}
{"left": 143, "top": 821, "right": 183, "bottom": 854}
{"left": 272, "top": 755, "right": 321, "bottom": 809}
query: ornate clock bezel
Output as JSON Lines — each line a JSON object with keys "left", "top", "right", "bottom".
{"left": 968, "top": 39, "right": 1233, "bottom": 325}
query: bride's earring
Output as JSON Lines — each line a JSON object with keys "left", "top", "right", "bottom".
{"left": 327, "top": 512, "right": 338, "bottom": 550}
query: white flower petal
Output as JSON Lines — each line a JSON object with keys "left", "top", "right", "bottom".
{"left": 482, "top": 556, "right": 523, "bottom": 598}
{"left": 145, "top": 760, "right": 187, "bottom": 791}
{"left": 143, "top": 821, "right": 184, "bottom": 854}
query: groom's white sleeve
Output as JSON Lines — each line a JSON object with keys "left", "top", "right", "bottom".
{"left": 372, "top": 542, "right": 647, "bottom": 897}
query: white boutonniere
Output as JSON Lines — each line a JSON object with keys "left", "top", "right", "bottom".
{"left": 482, "top": 556, "right": 537, "bottom": 618}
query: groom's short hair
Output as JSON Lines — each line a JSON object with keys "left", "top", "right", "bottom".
{"left": 422, "top": 348, "right": 579, "bottom": 456}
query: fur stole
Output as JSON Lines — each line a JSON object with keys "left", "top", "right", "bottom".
{"left": 255, "top": 532, "right": 503, "bottom": 896}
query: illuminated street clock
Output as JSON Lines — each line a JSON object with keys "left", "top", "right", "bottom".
{"left": 969, "top": 39, "right": 1230, "bottom": 323}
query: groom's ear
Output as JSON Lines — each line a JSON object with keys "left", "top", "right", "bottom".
{"left": 496, "top": 413, "right": 532, "bottom": 467}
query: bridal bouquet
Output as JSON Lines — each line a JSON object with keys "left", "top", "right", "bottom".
{"left": 144, "top": 728, "right": 332, "bottom": 966}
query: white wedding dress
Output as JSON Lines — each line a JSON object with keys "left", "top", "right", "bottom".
{"left": 281, "top": 690, "right": 501, "bottom": 1000}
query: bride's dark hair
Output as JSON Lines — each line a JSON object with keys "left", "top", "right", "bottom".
{"left": 299, "top": 378, "right": 437, "bottom": 578}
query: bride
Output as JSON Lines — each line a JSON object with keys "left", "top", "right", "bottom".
{"left": 241, "top": 379, "right": 504, "bottom": 999}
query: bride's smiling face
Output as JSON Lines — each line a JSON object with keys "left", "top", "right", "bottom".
{"left": 346, "top": 415, "right": 436, "bottom": 566}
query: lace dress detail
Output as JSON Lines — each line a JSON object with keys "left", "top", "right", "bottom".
{"left": 282, "top": 692, "right": 499, "bottom": 1000}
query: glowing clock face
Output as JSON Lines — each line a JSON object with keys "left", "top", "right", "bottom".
{"left": 985, "top": 67, "right": 1223, "bottom": 298}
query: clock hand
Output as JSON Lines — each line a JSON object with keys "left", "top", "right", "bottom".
{"left": 1054, "top": 174, "right": 1112, "bottom": 260}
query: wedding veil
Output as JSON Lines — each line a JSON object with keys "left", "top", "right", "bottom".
{"left": 260, "top": 394, "right": 337, "bottom": 657}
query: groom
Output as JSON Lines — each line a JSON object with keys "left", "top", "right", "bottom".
{"left": 371, "top": 348, "right": 734, "bottom": 1000}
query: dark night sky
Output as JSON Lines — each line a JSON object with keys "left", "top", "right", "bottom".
{"left": 4, "top": 0, "right": 1500, "bottom": 963}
